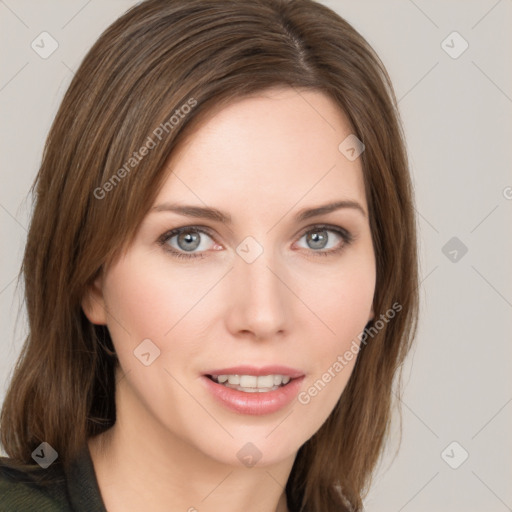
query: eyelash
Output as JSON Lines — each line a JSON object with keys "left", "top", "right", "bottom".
{"left": 157, "top": 224, "right": 354, "bottom": 260}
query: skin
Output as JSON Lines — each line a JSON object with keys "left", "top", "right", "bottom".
{"left": 83, "top": 87, "right": 376, "bottom": 512}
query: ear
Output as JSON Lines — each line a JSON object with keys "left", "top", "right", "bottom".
{"left": 81, "top": 271, "right": 108, "bottom": 325}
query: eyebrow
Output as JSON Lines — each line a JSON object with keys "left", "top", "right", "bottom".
{"left": 151, "top": 200, "right": 366, "bottom": 223}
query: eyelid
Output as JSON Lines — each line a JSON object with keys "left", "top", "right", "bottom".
{"left": 157, "top": 225, "right": 216, "bottom": 241}
{"left": 297, "top": 222, "right": 353, "bottom": 242}
{"left": 156, "top": 225, "right": 217, "bottom": 254}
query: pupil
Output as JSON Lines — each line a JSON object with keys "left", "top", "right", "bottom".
{"left": 178, "top": 231, "right": 200, "bottom": 251}
{"left": 308, "top": 230, "right": 327, "bottom": 249}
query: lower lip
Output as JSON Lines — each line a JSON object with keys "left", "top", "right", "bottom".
{"left": 201, "top": 375, "right": 305, "bottom": 415}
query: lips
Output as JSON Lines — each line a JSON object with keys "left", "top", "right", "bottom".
{"left": 202, "top": 365, "right": 304, "bottom": 379}
{"left": 201, "top": 374, "right": 305, "bottom": 415}
{"left": 200, "top": 365, "right": 305, "bottom": 415}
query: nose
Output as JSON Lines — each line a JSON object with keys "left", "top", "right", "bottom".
{"left": 224, "top": 243, "right": 289, "bottom": 340}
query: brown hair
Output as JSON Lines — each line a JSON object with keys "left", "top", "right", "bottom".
{"left": 0, "top": 1, "right": 419, "bottom": 510}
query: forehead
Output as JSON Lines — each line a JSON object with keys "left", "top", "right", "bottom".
{"left": 155, "top": 87, "right": 367, "bottom": 219}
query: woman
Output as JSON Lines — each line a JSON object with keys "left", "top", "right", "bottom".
{"left": 0, "top": 0, "right": 419, "bottom": 511}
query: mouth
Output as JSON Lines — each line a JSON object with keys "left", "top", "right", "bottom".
{"left": 202, "top": 365, "right": 304, "bottom": 393}
{"left": 201, "top": 367, "right": 305, "bottom": 415}
{"left": 205, "top": 373, "right": 297, "bottom": 393}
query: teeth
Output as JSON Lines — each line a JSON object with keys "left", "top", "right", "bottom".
{"left": 211, "top": 374, "right": 293, "bottom": 391}
{"left": 227, "top": 375, "right": 240, "bottom": 385}
{"left": 240, "top": 375, "right": 258, "bottom": 387}
{"left": 254, "top": 375, "right": 273, "bottom": 387}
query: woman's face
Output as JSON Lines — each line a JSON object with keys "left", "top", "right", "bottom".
{"left": 84, "top": 87, "right": 376, "bottom": 468}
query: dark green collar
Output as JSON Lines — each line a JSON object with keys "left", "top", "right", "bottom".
{"left": 66, "top": 443, "right": 108, "bottom": 512}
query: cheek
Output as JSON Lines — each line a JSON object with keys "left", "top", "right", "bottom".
{"left": 294, "top": 254, "right": 375, "bottom": 418}
{"left": 105, "top": 276, "right": 164, "bottom": 342}
{"left": 101, "top": 253, "right": 215, "bottom": 385}
{"left": 100, "top": 258, "right": 203, "bottom": 418}
{"left": 299, "top": 251, "right": 375, "bottom": 347}
{"left": 103, "top": 253, "right": 192, "bottom": 343}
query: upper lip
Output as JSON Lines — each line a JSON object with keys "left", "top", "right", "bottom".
{"left": 203, "top": 365, "right": 304, "bottom": 379}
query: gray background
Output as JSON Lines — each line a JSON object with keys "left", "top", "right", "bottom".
{"left": 1, "top": 1, "right": 511, "bottom": 511}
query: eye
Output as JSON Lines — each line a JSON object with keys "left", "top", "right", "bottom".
{"left": 157, "top": 226, "right": 217, "bottom": 260}
{"left": 157, "top": 224, "right": 354, "bottom": 260}
{"left": 295, "top": 224, "right": 354, "bottom": 257}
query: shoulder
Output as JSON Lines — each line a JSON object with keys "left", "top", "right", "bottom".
{"left": 0, "top": 456, "right": 71, "bottom": 512}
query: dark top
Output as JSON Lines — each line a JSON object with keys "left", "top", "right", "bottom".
{"left": 0, "top": 444, "right": 107, "bottom": 511}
